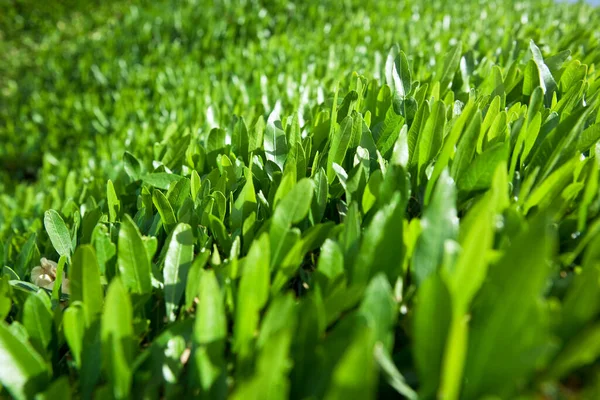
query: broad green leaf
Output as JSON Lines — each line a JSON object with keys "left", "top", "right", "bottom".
{"left": 44, "top": 210, "right": 72, "bottom": 257}
{"left": 265, "top": 121, "right": 288, "bottom": 170}
{"left": 530, "top": 40, "right": 558, "bottom": 106}
{"left": 92, "top": 223, "right": 116, "bottom": 276}
{"left": 270, "top": 179, "right": 314, "bottom": 266}
{"left": 522, "top": 59, "right": 540, "bottom": 97}
{"left": 164, "top": 223, "right": 194, "bottom": 322}
{"left": 63, "top": 302, "right": 86, "bottom": 367}
{"left": 450, "top": 111, "right": 482, "bottom": 182}
{"left": 106, "top": 180, "right": 120, "bottom": 223}
{"left": 117, "top": 215, "right": 152, "bottom": 294}
{"left": 234, "top": 234, "right": 270, "bottom": 357}
{"left": 185, "top": 250, "right": 210, "bottom": 309}
{"left": 101, "top": 278, "right": 133, "bottom": 400}
{"left": 559, "top": 232, "right": 600, "bottom": 340}
{"left": 353, "top": 193, "right": 405, "bottom": 286}
{"left": 231, "top": 318, "right": 296, "bottom": 400}
{"left": 152, "top": 189, "right": 177, "bottom": 233}
{"left": 70, "top": 245, "right": 104, "bottom": 323}
{"left": 577, "top": 123, "right": 600, "bottom": 152}
{"left": 546, "top": 322, "right": 600, "bottom": 381}
{"left": 324, "top": 325, "right": 376, "bottom": 400}
{"left": 462, "top": 215, "right": 555, "bottom": 399}
{"left": 413, "top": 273, "right": 452, "bottom": 399}
{"left": 327, "top": 116, "right": 353, "bottom": 183}
{"left": 407, "top": 98, "right": 430, "bottom": 166}
{"left": 194, "top": 269, "right": 227, "bottom": 399}
{"left": 311, "top": 168, "right": 328, "bottom": 223}
{"left": 439, "top": 171, "right": 503, "bottom": 400}
{"left": 35, "top": 376, "right": 71, "bottom": 400}
{"left": 373, "top": 99, "right": 405, "bottom": 157}
{"left": 425, "top": 98, "right": 477, "bottom": 204}
{"left": 412, "top": 171, "right": 458, "bottom": 285}
{"left": 416, "top": 100, "right": 446, "bottom": 183}
{"left": 231, "top": 167, "right": 257, "bottom": 234}
{"left": 386, "top": 45, "right": 412, "bottom": 98}
{"left": 314, "top": 239, "right": 345, "bottom": 295}
{"left": 166, "top": 177, "right": 191, "bottom": 211}
{"left": 358, "top": 274, "right": 396, "bottom": 351}
{"left": 123, "top": 151, "right": 142, "bottom": 181}
{"left": 435, "top": 42, "right": 463, "bottom": 94}
{"left": 23, "top": 290, "right": 53, "bottom": 356}
{"left": 374, "top": 343, "right": 417, "bottom": 400}
{"left": 524, "top": 156, "right": 579, "bottom": 213}
{"left": 0, "top": 276, "right": 11, "bottom": 320}
{"left": 0, "top": 321, "right": 49, "bottom": 400}
{"left": 457, "top": 142, "right": 508, "bottom": 192}
{"left": 141, "top": 173, "right": 182, "bottom": 190}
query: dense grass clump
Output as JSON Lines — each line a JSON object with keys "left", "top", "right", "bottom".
{"left": 2, "top": 0, "right": 600, "bottom": 398}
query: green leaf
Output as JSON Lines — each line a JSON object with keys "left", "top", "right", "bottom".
{"left": 559, "top": 232, "right": 600, "bottom": 340}
{"left": 270, "top": 179, "right": 314, "bottom": 266}
{"left": 546, "top": 322, "right": 600, "bottom": 381}
{"left": 463, "top": 214, "right": 555, "bottom": 399}
{"left": 141, "top": 173, "right": 182, "bottom": 190}
{"left": 373, "top": 99, "right": 405, "bottom": 157}
{"left": 435, "top": 42, "right": 463, "bottom": 94}
{"left": 164, "top": 223, "right": 194, "bottom": 322}
{"left": 412, "top": 171, "right": 458, "bottom": 285}
{"left": 234, "top": 233, "right": 270, "bottom": 357}
{"left": 577, "top": 123, "right": 600, "bottom": 152}
{"left": 457, "top": 142, "right": 508, "bottom": 192}
{"left": 194, "top": 269, "right": 227, "bottom": 399}
{"left": 15, "top": 233, "right": 37, "bottom": 280}
{"left": 23, "top": 290, "right": 53, "bottom": 356}
{"left": 166, "top": 177, "right": 191, "bottom": 211}
{"left": 353, "top": 192, "right": 405, "bottom": 286}
{"left": 265, "top": 121, "right": 288, "bottom": 170}
{"left": 63, "top": 302, "right": 86, "bottom": 367}
{"left": 117, "top": 215, "right": 152, "bottom": 294}
{"left": 439, "top": 170, "right": 504, "bottom": 400}
{"left": 92, "top": 223, "right": 116, "bottom": 276}
{"left": 123, "top": 151, "right": 142, "bottom": 181}
{"left": 152, "top": 189, "right": 177, "bottom": 233}
{"left": 386, "top": 45, "right": 412, "bottom": 98}
{"left": 35, "top": 377, "right": 71, "bottom": 400}
{"left": 101, "top": 278, "right": 134, "bottom": 400}
{"left": 0, "top": 276, "right": 11, "bottom": 320}
{"left": 106, "top": 180, "right": 120, "bottom": 223}
{"left": 0, "top": 321, "right": 49, "bottom": 400}
{"left": 70, "top": 245, "right": 104, "bottom": 323}
{"left": 327, "top": 116, "right": 353, "bottom": 183}
{"left": 358, "top": 274, "right": 397, "bottom": 351}
{"left": 530, "top": 40, "right": 558, "bottom": 106}
{"left": 374, "top": 343, "right": 417, "bottom": 400}
{"left": 185, "top": 250, "right": 210, "bottom": 309}
{"left": 425, "top": 98, "right": 477, "bottom": 204}
{"left": 231, "top": 314, "right": 296, "bottom": 400}
{"left": 524, "top": 156, "right": 579, "bottom": 213}
{"left": 44, "top": 210, "right": 72, "bottom": 257}
{"left": 324, "top": 325, "right": 376, "bottom": 400}
{"left": 231, "top": 167, "right": 257, "bottom": 234}
{"left": 311, "top": 168, "right": 328, "bottom": 223}
{"left": 416, "top": 100, "right": 446, "bottom": 183}
{"left": 450, "top": 111, "right": 482, "bottom": 183}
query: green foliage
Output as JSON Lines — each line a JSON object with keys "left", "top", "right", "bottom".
{"left": 2, "top": 0, "right": 600, "bottom": 398}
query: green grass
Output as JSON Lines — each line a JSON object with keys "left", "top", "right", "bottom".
{"left": 2, "top": 0, "right": 600, "bottom": 398}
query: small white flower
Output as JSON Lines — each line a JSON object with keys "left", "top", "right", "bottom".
{"left": 30, "top": 258, "right": 70, "bottom": 294}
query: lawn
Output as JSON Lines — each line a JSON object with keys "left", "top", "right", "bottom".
{"left": 1, "top": 0, "right": 600, "bottom": 398}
